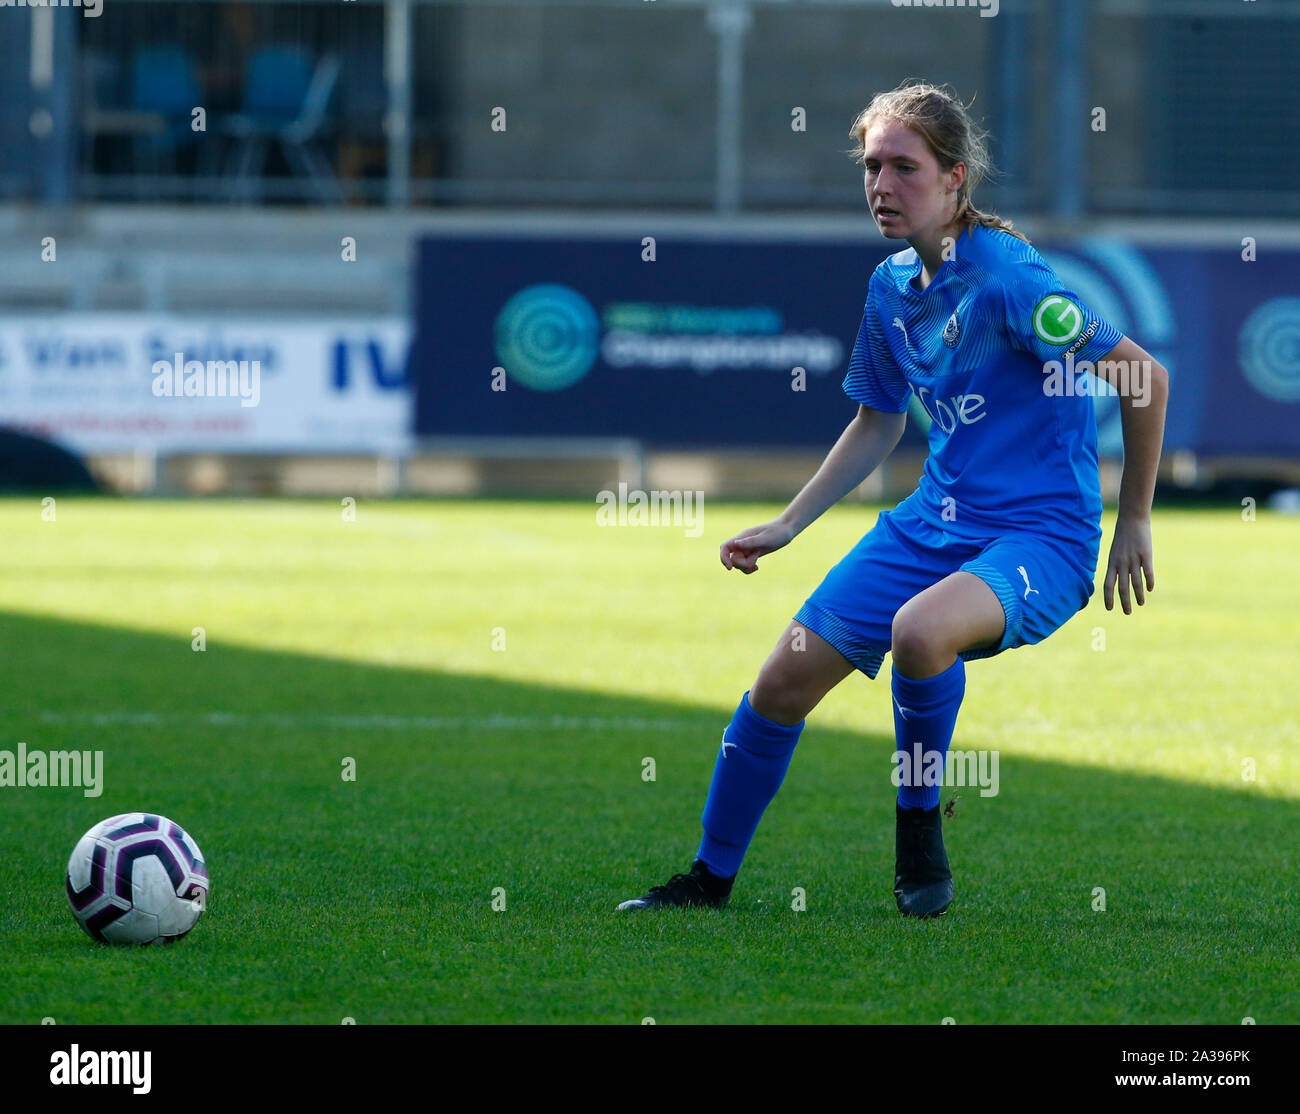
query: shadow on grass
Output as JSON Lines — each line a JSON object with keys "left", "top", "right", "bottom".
{"left": 1, "top": 608, "right": 1294, "bottom": 1023}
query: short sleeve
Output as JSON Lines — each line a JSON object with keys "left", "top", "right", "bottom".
{"left": 841, "top": 275, "right": 912, "bottom": 413}
{"left": 1001, "top": 260, "right": 1123, "bottom": 365}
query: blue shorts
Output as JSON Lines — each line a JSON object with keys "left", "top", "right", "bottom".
{"left": 793, "top": 499, "right": 1099, "bottom": 679}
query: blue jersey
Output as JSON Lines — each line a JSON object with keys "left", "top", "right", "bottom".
{"left": 843, "top": 224, "right": 1122, "bottom": 549}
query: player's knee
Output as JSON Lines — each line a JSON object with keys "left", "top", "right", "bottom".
{"left": 749, "top": 660, "right": 813, "bottom": 726}
{"left": 890, "top": 609, "right": 946, "bottom": 670}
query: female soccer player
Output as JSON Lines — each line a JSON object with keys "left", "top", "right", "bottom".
{"left": 617, "top": 81, "right": 1166, "bottom": 917}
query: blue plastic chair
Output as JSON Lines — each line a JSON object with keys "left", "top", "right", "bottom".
{"left": 242, "top": 46, "right": 316, "bottom": 127}
{"left": 131, "top": 45, "right": 201, "bottom": 119}
{"left": 128, "top": 45, "right": 202, "bottom": 186}
{"left": 223, "top": 46, "right": 342, "bottom": 202}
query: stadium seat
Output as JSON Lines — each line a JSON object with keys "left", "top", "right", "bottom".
{"left": 222, "top": 47, "right": 343, "bottom": 203}
{"left": 127, "top": 46, "right": 203, "bottom": 187}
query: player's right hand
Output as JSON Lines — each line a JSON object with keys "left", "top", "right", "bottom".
{"left": 720, "top": 520, "right": 794, "bottom": 574}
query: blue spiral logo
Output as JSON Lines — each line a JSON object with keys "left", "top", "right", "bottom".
{"left": 1239, "top": 297, "right": 1300, "bottom": 402}
{"left": 494, "top": 284, "right": 599, "bottom": 391}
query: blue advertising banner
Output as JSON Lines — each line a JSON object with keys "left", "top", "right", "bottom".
{"left": 413, "top": 236, "right": 873, "bottom": 450}
{"left": 412, "top": 234, "right": 1300, "bottom": 457}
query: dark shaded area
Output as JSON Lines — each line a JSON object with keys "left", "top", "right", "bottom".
{"left": 0, "top": 429, "right": 99, "bottom": 493}
{"left": 0, "top": 603, "right": 1294, "bottom": 1024}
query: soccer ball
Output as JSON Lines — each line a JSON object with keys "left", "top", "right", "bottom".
{"left": 65, "top": 813, "right": 209, "bottom": 946}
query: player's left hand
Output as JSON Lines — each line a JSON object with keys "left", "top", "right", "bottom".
{"left": 1103, "top": 515, "right": 1154, "bottom": 614}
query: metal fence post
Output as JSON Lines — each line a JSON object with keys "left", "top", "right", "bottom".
{"left": 32, "top": 9, "right": 76, "bottom": 204}
{"left": 708, "top": 0, "right": 752, "bottom": 215}
{"left": 386, "top": 0, "right": 414, "bottom": 207}
{"left": 991, "top": 0, "right": 1030, "bottom": 213}
{"left": 1052, "top": 0, "right": 1086, "bottom": 220}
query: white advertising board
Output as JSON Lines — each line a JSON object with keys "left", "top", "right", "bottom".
{"left": 0, "top": 314, "right": 412, "bottom": 454}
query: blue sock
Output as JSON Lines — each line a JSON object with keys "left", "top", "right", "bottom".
{"left": 697, "top": 692, "right": 803, "bottom": 878}
{"left": 892, "top": 657, "right": 966, "bottom": 811}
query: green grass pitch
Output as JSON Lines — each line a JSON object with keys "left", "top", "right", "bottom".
{"left": 0, "top": 496, "right": 1296, "bottom": 1024}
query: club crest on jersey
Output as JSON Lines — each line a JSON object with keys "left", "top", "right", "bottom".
{"left": 942, "top": 312, "right": 962, "bottom": 349}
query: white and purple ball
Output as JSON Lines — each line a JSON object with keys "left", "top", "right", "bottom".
{"left": 66, "top": 813, "right": 209, "bottom": 945}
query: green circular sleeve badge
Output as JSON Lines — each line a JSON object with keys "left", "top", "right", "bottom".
{"left": 1032, "top": 294, "right": 1085, "bottom": 345}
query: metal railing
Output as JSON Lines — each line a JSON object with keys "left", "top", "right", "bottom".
{"left": 3, "top": 0, "right": 1296, "bottom": 216}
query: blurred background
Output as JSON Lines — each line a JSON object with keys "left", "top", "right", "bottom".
{"left": 2, "top": 0, "right": 1298, "bottom": 502}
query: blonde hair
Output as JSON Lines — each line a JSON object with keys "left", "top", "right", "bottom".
{"left": 847, "top": 80, "right": 1029, "bottom": 245}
